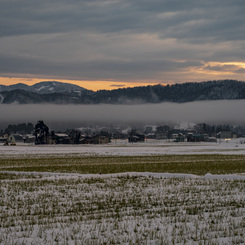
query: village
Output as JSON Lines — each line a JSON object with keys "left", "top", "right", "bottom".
{"left": 0, "top": 120, "right": 244, "bottom": 146}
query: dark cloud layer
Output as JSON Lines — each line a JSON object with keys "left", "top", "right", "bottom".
{"left": 2, "top": 0, "right": 244, "bottom": 41}
{"left": 1, "top": 0, "right": 245, "bottom": 83}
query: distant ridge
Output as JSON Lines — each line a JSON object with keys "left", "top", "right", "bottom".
{"left": 0, "top": 80, "right": 245, "bottom": 104}
{"left": 0, "top": 81, "right": 88, "bottom": 94}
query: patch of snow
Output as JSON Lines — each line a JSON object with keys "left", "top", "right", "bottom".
{"left": 36, "top": 86, "right": 48, "bottom": 91}
{"left": 0, "top": 94, "right": 4, "bottom": 103}
{"left": 1, "top": 139, "right": 245, "bottom": 156}
{"left": 55, "top": 133, "right": 68, "bottom": 137}
{"left": 1, "top": 171, "right": 245, "bottom": 180}
{"left": 11, "top": 100, "right": 19, "bottom": 104}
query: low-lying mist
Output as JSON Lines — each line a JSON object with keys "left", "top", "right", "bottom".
{"left": 0, "top": 100, "right": 244, "bottom": 130}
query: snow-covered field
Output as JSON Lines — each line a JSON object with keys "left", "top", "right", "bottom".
{"left": 0, "top": 140, "right": 245, "bottom": 244}
{"left": 1, "top": 172, "right": 245, "bottom": 244}
{"left": 1, "top": 138, "right": 245, "bottom": 157}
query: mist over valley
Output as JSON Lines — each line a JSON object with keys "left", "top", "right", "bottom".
{"left": 0, "top": 100, "right": 244, "bottom": 130}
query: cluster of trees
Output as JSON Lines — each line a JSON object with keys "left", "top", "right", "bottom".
{"left": 34, "top": 120, "right": 55, "bottom": 144}
{"left": 0, "top": 120, "right": 113, "bottom": 145}
{"left": 195, "top": 123, "right": 245, "bottom": 136}
{"left": 1, "top": 123, "right": 34, "bottom": 135}
{"left": 34, "top": 121, "right": 112, "bottom": 145}
{"left": 142, "top": 123, "right": 245, "bottom": 139}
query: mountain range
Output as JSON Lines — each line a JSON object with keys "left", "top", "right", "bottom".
{"left": 0, "top": 81, "right": 87, "bottom": 94}
{"left": 0, "top": 80, "right": 245, "bottom": 104}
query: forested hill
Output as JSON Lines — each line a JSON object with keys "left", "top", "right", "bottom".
{"left": 93, "top": 80, "right": 245, "bottom": 103}
{"left": 0, "top": 80, "right": 245, "bottom": 104}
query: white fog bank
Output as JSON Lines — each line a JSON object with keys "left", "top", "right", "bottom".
{"left": 0, "top": 100, "right": 244, "bottom": 129}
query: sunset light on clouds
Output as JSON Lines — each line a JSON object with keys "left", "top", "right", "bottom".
{"left": 0, "top": 77, "right": 158, "bottom": 91}
{"left": 1, "top": 0, "right": 245, "bottom": 90}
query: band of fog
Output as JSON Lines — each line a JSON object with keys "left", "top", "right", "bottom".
{"left": 0, "top": 100, "right": 244, "bottom": 128}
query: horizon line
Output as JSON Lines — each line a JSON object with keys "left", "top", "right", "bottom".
{"left": 0, "top": 77, "right": 244, "bottom": 92}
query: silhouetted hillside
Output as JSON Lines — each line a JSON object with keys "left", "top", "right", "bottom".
{"left": 0, "top": 80, "right": 245, "bottom": 104}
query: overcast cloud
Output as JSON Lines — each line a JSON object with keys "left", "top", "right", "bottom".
{"left": 1, "top": 0, "right": 245, "bottom": 84}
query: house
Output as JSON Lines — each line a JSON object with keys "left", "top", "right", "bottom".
{"left": 174, "top": 133, "right": 185, "bottom": 142}
{"left": 155, "top": 125, "right": 171, "bottom": 139}
{"left": 80, "top": 135, "right": 110, "bottom": 144}
{"left": 11, "top": 134, "right": 24, "bottom": 142}
{"left": 187, "top": 134, "right": 208, "bottom": 142}
{"left": 145, "top": 133, "right": 156, "bottom": 139}
{"left": 217, "top": 131, "right": 232, "bottom": 139}
{"left": 113, "top": 131, "right": 127, "bottom": 139}
{"left": 80, "top": 135, "right": 94, "bottom": 144}
{"left": 23, "top": 134, "right": 35, "bottom": 144}
{"left": 0, "top": 135, "right": 8, "bottom": 143}
{"left": 128, "top": 129, "right": 145, "bottom": 143}
{"left": 93, "top": 135, "right": 110, "bottom": 144}
{"left": 3, "top": 135, "right": 16, "bottom": 146}
{"left": 55, "top": 133, "right": 71, "bottom": 144}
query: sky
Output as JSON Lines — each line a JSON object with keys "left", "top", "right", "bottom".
{"left": 1, "top": 0, "right": 245, "bottom": 91}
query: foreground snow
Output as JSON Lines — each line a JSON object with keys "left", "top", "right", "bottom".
{"left": 1, "top": 172, "right": 244, "bottom": 244}
{"left": 1, "top": 140, "right": 245, "bottom": 244}
{"left": 1, "top": 138, "right": 245, "bottom": 157}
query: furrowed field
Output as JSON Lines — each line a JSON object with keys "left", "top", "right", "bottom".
{"left": 0, "top": 143, "right": 245, "bottom": 244}
{"left": 1, "top": 154, "right": 245, "bottom": 175}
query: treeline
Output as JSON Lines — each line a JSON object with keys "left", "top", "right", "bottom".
{"left": 0, "top": 123, "right": 34, "bottom": 135}
{"left": 144, "top": 123, "right": 245, "bottom": 138}
{"left": 89, "top": 80, "right": 245, "bottom": 103}
{"left": 2, "top": 121, "right": 245, "bottom": 139}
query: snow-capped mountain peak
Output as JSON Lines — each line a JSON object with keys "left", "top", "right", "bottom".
{"left": 30, "top": 81, "right": 87, "bottom": 94}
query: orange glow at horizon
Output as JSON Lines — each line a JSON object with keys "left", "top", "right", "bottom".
{"left": 0, "top": 77, "right": 161, "bottom": 91}
{"left": 1, "top": 61, "right": 245, "bottom": 91}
